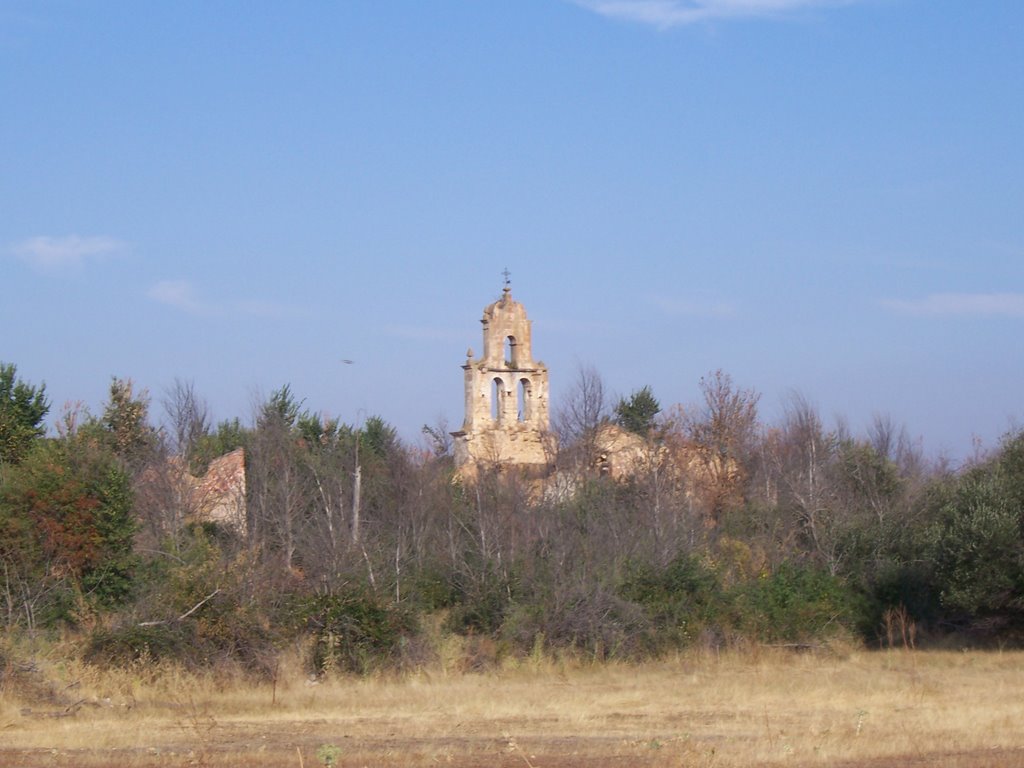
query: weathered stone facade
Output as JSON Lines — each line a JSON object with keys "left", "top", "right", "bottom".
{"left": 191, "top": 447, "right": 247, "bottom": 532}
{"left": 452, "top": 284, "right": 554, "bottom": 476}
{"left": 593, "top": 423, "right": 650, "bottom": 479}
{"left": 136, "top": 447, "right": 247, "bottom": 537}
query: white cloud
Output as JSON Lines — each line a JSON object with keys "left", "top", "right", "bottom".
{"left": 148, "top": 280, "right": 208, "bottom": 315}
{"left": 882, "top": 293, "right": 1024, "bottom": 318}
{"left": 149, "top": 279, "right": 302, "bottom": 318}
{"left": 570, "top": 0, "right": 856, "bottom": 27}
{"left": 11, "top": 234, "right": 124, "bottom": 271}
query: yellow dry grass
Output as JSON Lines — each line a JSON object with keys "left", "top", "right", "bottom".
{"left": 3, "top": 646, "right": 1024, "bottom": 767}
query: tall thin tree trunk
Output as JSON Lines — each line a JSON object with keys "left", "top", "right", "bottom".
{"left": 351, "top": 463, "right": 362, "bottom": 545}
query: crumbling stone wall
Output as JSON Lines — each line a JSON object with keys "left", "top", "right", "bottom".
{"left": 192, "top": 447, "right": 246, "bottom": 532}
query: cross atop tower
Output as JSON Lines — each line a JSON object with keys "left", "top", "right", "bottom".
{"left": 502, "top": 267, "right": 511, "bottom": 290}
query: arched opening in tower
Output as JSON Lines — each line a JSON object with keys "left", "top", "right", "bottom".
{"left": 518, "top": 378, "right": 531, "bottom": 422}
{"left": 491, "top": 377, "right": 503, "bottom": 422}
{"left": 505, "top": 336, "right": 517, "bottom": 368}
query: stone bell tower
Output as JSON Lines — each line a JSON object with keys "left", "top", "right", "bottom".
{"left": 452, "top": 276, "right": 553, "bottom": 475}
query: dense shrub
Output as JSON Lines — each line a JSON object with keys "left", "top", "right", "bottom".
{"left": 620, "top": 554, "right": 724, "bottom": 648}
{"left": 444, "top": 566, "right": 516, "bottom": 636}
{"left": 84, "top": 526, "right": 280, "bottom": 676}
{"left": 730, "top": 562, "right": 859, "bottom": 643}
{"left": 294, "top": 590, "right": 417, "bottom": 675}
{"left": 862, "top": 560, "right": 941, "bottom": 641}
{"left": 930, "top": 474, "right": 1023, "bottom": 622}
{"left": 504, "top": 585, "right": 651, "bottom": 659}
{"left": 618, "top": 556, "right": 860, "bottom": 648}
{"left": 409, "top": 565, "right": 460, "bottom": 611}
{"left": 0, "top": 437, "right": 136, "bottom": 629}
{"left": 86, "top": 607, "right": 276, "bottom": 676}
{"left": 86, "top": 622, "right": 196, "bottom": 666}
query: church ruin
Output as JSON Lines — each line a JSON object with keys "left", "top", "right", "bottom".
{"left": 452, "top": 278, "right": 554, "bottom": 477}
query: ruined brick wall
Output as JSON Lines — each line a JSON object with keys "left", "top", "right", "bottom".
{"left": 191, "top": 447, "right": 246, "bottom": 532}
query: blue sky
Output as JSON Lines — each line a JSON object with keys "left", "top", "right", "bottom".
{"left": 2, "top": 0, "right": 1022, "bottom": 462}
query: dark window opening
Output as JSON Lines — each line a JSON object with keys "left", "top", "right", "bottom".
{"left": 491, "top": 377, "right": 503, "bottom": 422}
{"left": 505, "top": 336, "right": 517, "bottom": 367}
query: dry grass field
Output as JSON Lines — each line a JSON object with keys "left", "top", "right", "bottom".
{"left": 3, "top": 645, "right": 1024, "bottom": 767}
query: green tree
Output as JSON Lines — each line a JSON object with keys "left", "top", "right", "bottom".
{"left": 190, "top": 417, "right": 248, "bottom": 475}
{"left": 731, "top": 561, "right": 857, "bottom": 642}
{"left": 360, "top": 416, "right": 399, "bottom": 460}
{"left": 0, "top": 435, "right": 136, "bottom": 627}
{"left": 261, "top": 384, "right": 302, "bottom": 429}
{"left": 994, "top": 430, "right": 1024, "bottom": 512}
{"left": 0, "top": 363, "right": 50, "bottom": 466}
{"left": 248, "top": 385, "right": 316, "bottom": 571}
{"left": 614, "top": 385, "right": 661, "bottom": 436}
{"left": 930, "top": 456, "right": 1024, "bottom": 624}
{"left": 99, "top": 377, "right": 156, "bottom": 469}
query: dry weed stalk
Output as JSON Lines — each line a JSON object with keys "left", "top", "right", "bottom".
{"left": 503, "top": 732, "right": 537, "bottom": 768}
{"left": 882, "top": 604, "right": 917, "bottom": 649}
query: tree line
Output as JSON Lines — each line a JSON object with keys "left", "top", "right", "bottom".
{"left": 2, "top": 360, "right": 1023, "bottom": 676}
